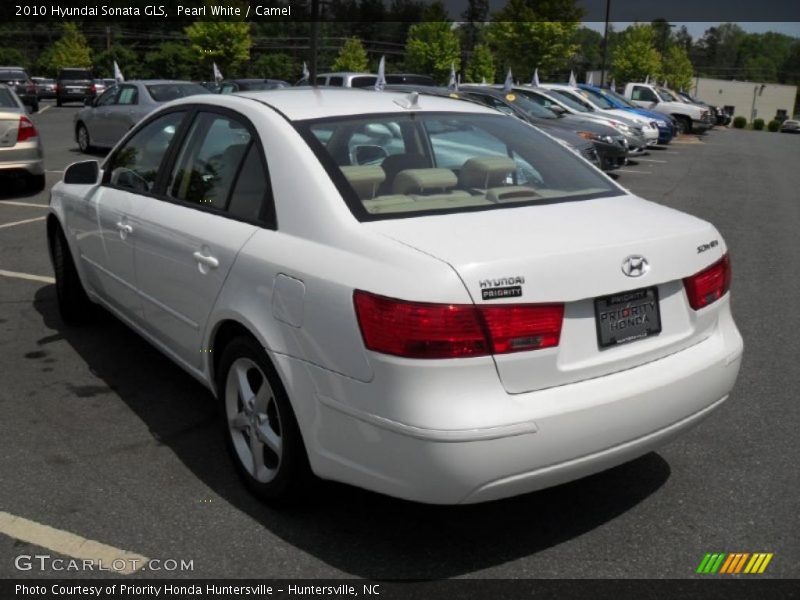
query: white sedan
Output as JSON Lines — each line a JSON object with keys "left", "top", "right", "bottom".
{"left": 47, "top": 89, "right": 743, "bottom": 504}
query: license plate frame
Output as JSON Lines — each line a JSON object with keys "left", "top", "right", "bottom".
{"left": 594, "top": 286, "right": 661, "bottom": 348}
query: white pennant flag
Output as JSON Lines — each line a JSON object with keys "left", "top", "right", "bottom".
{"left": 448, "top": 63, "right": 457, "bottom": 91}
{"left": 503, "top": 68, "right": 513, "bottom": 93}
{"left": 586, "top": 72, "right": 594, "bottom": 86}
{"left": 662, "top": 79, "right": 668, "bottom": 88}
{"left": 611, "top": 78, "right": 616, "bottom": 91}
{"left": 302, "top": 61, "right": 310, "bottom": 80}
{"left": 568, "top": 70, "right": 577, "bottom": 87}
{"left": 113, "top": 61, "right": 124, "bottom": 83}
{"left": 481, "top": 76, "right": 487, "bottom": 85}
{"left": 374, "top": 56, "right": 386, "bottom": 91}
{"left": 645, "top": 74, "right": 650, "bottom": 84}
{"left": 532, "top": 68, "right": 540, "bottom": 87}
{"left": 212, "top": 62, "right": 223, "bottom": 83}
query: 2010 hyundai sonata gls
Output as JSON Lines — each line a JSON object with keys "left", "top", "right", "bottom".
{"left": 47, "top": 89, "right": 743, "bottom": 504}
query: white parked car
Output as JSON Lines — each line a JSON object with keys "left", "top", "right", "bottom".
{"left": 47, "top": 89, "right": 743, "bottom": 505}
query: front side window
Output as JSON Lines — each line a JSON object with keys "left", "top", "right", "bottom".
{"left": 657, "top": 88, "right": 678, "bottom": 102}
{"left": 298, "top": 112, "right": 621, "bottom": 220}
{"left": 167, "top": 112, "right": 252, "bottom": 209}
{"left": 146, "top": 83, "right": 207, "bottom": 102}
{"left": 106, "top": 111, "right": 185, "bottom": 193}
{"left": 632, "top": 86, "right": 658, "bottom": 102}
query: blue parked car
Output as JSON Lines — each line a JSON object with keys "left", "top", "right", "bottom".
{"left": 578, "top": 84, "right": 675, "bottom": 144}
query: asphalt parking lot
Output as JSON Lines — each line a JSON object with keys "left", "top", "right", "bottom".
{"left": 1, "top": 103, "right": 799, "bottom": 580}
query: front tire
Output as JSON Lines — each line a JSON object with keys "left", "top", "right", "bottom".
{"left": 76, "top": 123, "right": 92, "bottom": 153}
{"left": 217, "top": 336, "right": 314, "bottom": 504}
{"left": 50, "top": 227, "right": 94, "bottom": 324}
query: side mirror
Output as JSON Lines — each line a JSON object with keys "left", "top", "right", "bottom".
{"left": 550, "top": 105, "right": 566, "bottom": 116}
{"left": 354, "top": 145, "right": 388, "bottom": 165}
{"left": 64, "top": 160, "right": 100, "bottom": 185}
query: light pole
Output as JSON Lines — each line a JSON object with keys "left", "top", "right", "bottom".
{"left": 600, "top": 0, "right": 611, "bottom": 86}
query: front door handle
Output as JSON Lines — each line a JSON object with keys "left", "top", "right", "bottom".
{"left": 193, "top": 250, "right": 219, "bottom": 273}
{"left": 115, "top": 221, "right": 133, "bottom": 239}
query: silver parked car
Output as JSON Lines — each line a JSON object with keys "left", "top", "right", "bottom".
{"left": 0, "top": 84, "right": 44, "bottom": 191}
{"left": 73, "top": 80, "right": 209, "bottom": 152}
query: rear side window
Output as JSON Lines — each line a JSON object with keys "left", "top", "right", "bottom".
{"left": 167, "top": 112, "right": 252, "bottom": 209}
{"left": 96, "top": 87, "right": 119, "bottom": 106}
{"left": 106, "top": 111, "right": 185, "bottom": 193}
{"left": 228, "top": 144, "right": 268, "bottom": 221}
{"left": 0, "top": 88, "right": 18, "bottom": 108}
{"left": 0, "top": 70, "right": 27, "bottom": 80}
{"left": 146, "top": 83, "right": 207, "bottom": 102}
{"left": 351, "top": 76, "right": 377, "bottom": 88}
{"left": 117, "top": 86, "right": 138, "bottom": 105}
{"left": 328, "top": 76, "right": 344, "bottom": 86}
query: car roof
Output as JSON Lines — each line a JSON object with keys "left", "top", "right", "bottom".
{"left": 188, "top": 87, "right": 500, "bottom": 121}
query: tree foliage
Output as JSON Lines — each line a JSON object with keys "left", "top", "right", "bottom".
{"left": 661, "top": 45, "right": 694, "bottom": 91}
{"left": 611, "top": 23, "right": 662, "bottom": 83}
{"left": 404, "top": 8, "right": 460, "bottom": 83}
{"left": 38, "top": 23, "right": 92, "bottom": 76}
{"left": 185, "top": 5, "right": 251, "bottom": 75}
{"left": 144, "top": 42, "right": 197, "bottom": 80}
{"left": 331, "top": 37, "right": 369, "bottom": 72}
{"left": 249, "top": 52, "right": 299, "bottom": 81}
{"left": 465, "top": 43, "right": 495, "bottom": 83}
{"left": 93, "top": 45, "right": 143, "bottom": 79}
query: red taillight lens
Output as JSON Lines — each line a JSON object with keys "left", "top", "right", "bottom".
{"left": 683, "top": 254, "right": 731, "bottom": 310}
{"left": 17, "top": 115, "right": 37, "bottom": 142}
{"left": 353, "top": 291, "right": 564, "bottom": 359}
{"left": 90, "top": 84, "right": 96, "bottom": 94}
{"left": 54, "top": 84, "right": 60, "bottom": 92}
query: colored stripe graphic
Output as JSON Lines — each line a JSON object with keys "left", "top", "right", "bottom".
{"left": 700, "top": 552, "right": 773, "bottom": 575}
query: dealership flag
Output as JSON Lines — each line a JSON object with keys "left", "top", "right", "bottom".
{"left": 568, "top": 70, "right": 577, "bottom": 86}
{"left": 645, "top": 74, "right": 650, "bottom": 84}
{"left": 113, "top": 61, "right": 124, "bottom": 83}
{"left": 481, "top": 76, "right": 487, "bottom": 84}
{"left": 302, "top": 61, "right": 309, "bottom": 80}
{"left": 212, "top": 62, "right": 223, "bottom": 82}
{"left": 503, "top": 69, "right": 513, "bottom": 93}
{"left": 532, "top": 68, "right": 540, "bottom": 87}
{"left": 611, "top": 78, "right": 616, "bottom": 91}
{"left": 447, "top": 63, "right": 457, "bottom": 91}
{"left": 374, "top": 56, "right": 386, "bottom": 91}
{"left": 586, "top": 71, "right": 594, "bottom": 86}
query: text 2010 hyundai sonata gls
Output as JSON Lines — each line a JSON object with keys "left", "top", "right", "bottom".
{"left": 47, "top": 89, "right": 743, "bottom": 504}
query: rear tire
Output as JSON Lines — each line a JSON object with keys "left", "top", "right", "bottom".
{"left": 28, "top": 173, "right": 45, "bottom": 192}
{"left": 30, "top": 101, "right": 39, "bottom": 113}
{"left": 217, "top": 336, "right": 314, "bottom": 505}
{"left": 76, "top": 124, "right": 92, "bottom": 153}
{"left": 56, "top": 98, "right": 62, "bottom": 107}
{"left": 50, "top": 227, "right": 94, "bottom": 324}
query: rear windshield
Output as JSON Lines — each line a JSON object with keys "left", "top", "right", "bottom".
{"left": 146, "top": 83, "right": 208, "bottom": 102}
{"left": 657, "top": 88, "right": 678, "bottom": 102}
{"left": 60, "top": 69, "right": 92, "bottom": 79}
{"left": 0, "top": 87, "right": 19, "bottom": 108}
{"left": 297, "top": 112, "right": 620, "bottom": 221}
{"left": 0, "top": 70, "right": 27, "bottom": 80}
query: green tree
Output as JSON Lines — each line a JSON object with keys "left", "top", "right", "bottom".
{"left": 0, "top": 47, "right": 26, "bottom": 68}
{"left": 572, "top": 26, "right": 604, "bottom": 72}
{"left": 93, "top": 46, "right": 142, "bottom": 80}
{"left": 610, "top": 23, "right": 662, "bottom": 84}
{"left": 144, "top": 42, "right": 197, "bottom": 80}
{"left": 465, "top": 43, "right": 495, "bottom": 83}
{"left": 661, "top": 45, "right": 693, "bottom": 90}
{"left": 249, "top": 52, "right": 299, "bottom": 81}
{"left": 404, "top": 10, "right": 461, "bottom": 83}
{"left": 185, "top": 7, "right": 251, "bottom": 77}
{"left": 39, "top": 23, "right": 92, "bottom": 76}
{"left": 331, "top": 37, "right": 369, "bottom": 72}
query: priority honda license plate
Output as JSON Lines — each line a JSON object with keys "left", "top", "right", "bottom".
{"left": 595, "top": 287, "right": 661, "bottom": 348}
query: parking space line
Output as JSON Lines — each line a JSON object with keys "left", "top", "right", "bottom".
{"left": 0, "top": 216, "right": 45, "bottom": 229}
{"left": 617, "top": 169, "right": 652, "bottom": 174}
{"left": 0, "top": 269, "right": 54, "bottom": 284}
{"left": 46, "top": 170, "right": 64, "bottom": 173}
{"left": 636, "top": 159, "right": 667, "bottom": 163}
{"left": 0, "top": 511, "right": 148, "bottom": 575}
{"left": 0, "top": 200, "right": 48, "bottom": 208}
{"left": 38, "top": 106, "right": 52, "bottom": 114}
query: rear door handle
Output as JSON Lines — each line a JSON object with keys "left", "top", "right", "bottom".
{"left": 115, "top": 221, "right": 133, "bottom": 239}
{"left": 193, "top": 251, "right": 219, "bottom": 270}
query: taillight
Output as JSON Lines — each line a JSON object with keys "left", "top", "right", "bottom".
{"left": 353, "top": 290, "right": 564, "bottom": 359}
{"left": 17, "top": 115, "right": 37, "bottom": 142}
{"left": 54, "top": 84, "right": 60, "bottom": 92}
{"left": 683, "top": 254, "right": 731, "bottom": 310}
{"left": 90, "top": 84, "right": 96, "bottom": 94}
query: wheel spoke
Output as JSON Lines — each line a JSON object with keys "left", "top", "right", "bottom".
{"left": 235, "top": 363, "right": 255, "bottom": 408}
{"left": 253, "top": 381, "right": 272, "bottom": 413}
{"left": 230, "top": 411, "right": 249, "bottom": 431}
{"left": 249, "top": 431, "right": 265, "bottom": 476}
{"left": 255, "top": 419, "right": 282, "bottom": 456}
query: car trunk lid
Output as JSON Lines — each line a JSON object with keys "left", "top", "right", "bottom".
{"left": 366, "top": 193, "right": 727, "bottom": 393}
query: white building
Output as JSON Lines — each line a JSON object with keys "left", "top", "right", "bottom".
{"left": 692, "top": 77, "right": 798, "bottom": 122}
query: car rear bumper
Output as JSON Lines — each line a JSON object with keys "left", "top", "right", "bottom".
{"left": 0, "top": 143, "right": 44, "bottom": 175}
{"left": 297, "top": 299, "right": 743, "bottom": 504}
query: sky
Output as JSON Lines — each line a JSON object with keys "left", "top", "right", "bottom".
{"left": 582, "top": 22, "right": 800, "bottom": 39}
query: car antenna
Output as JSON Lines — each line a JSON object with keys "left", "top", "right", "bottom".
{"left": 394, "top": 91, "right": 420, "bottom": 110}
